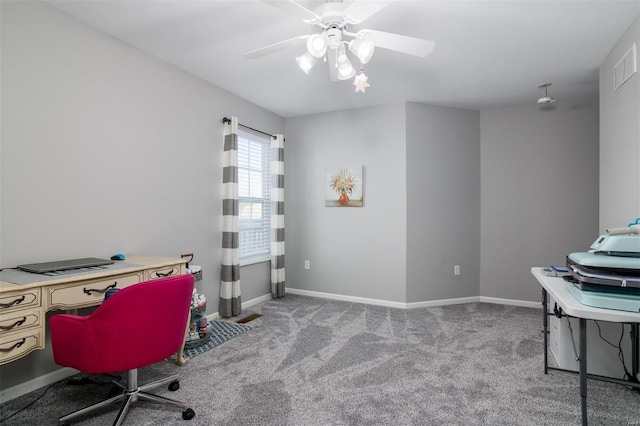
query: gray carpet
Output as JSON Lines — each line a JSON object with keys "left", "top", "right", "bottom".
{"left": 2, "top": 294, "right": 640, "bottom": 425}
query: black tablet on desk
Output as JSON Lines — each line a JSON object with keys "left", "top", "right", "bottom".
{"left": 17, "top": 257, "right": 114, "bottom": 273}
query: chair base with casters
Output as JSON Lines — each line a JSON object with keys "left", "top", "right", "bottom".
{"left": 58, "top": 369, "right": 195, "bottom": 426}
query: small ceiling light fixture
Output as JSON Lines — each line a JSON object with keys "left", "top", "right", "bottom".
{"left": 336, "top": 45, "right": 356, "bottom": 80}
{"left": 537, "top": 83, "right": 556, "bottom": 104}
{"left": 349, "top": 37, "right": 375, "bottom": 64}
{"left": 296, "top": 52, "right": 316, "bottom": 74}
{"left": 307, "top": 34, "right": 328, "bottom": 58}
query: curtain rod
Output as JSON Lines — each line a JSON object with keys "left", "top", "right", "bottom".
{"left": 222, "top": 117, "right": 276, "bottom": 139}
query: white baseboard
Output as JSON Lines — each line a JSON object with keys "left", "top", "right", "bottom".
{"left": 405, "top": 296, "right": 481, "bottom": 309}
{"left": 286, "top": 288, "right": 408, "bottom": 309}
{"left": 286, "top": 288, "right": 541, "bottom": 310}
{"left": 0, "top": 366, "right": 79, "bottom": 404}
{"left": 478, "top": 296, "right": 541, "bottom": 309}
{"left": 242, "top": 293, "right": 272, "bottom": 309}
{"left": 207, "top": 293, "right": 273, "bottom": 321}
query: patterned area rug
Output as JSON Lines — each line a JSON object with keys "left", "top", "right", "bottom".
{"left": 183, "top": 320, "right": 251, "bottom": 359}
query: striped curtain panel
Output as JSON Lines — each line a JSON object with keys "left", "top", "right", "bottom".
{"left": 220, "top": 116, "right": 241, "bottom": 317}
{"left": 271, "top": 134, "right": 285, "bottom": 298}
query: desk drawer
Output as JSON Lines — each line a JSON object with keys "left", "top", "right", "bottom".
{"left": 47, "top": 272, "right": 143, "bottom": 310}
{"left": 0, "top": 328, "right": 43, "bottom": 365}
{"left": 0, "top": 307, "right": 41, "bottom": 336}
{"left": 147, "top": 265, "right": 183, "bottom": 280}
{"left": 0, "top": 289, "right": 41, "bottom": 313}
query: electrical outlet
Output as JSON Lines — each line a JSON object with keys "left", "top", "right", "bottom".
{"left": 454, "top": 265, "right": 460, "bottom": 276}
{"left": 304, "top": 260, "right": 310, "bottom": 270}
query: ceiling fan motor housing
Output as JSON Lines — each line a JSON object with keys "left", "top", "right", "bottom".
{"left": 325, "top": 26, "right": 343, "bottom": 50}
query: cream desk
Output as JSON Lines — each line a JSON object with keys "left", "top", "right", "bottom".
{"left": 0, "top": 255, "right": 189, "bottom": 366}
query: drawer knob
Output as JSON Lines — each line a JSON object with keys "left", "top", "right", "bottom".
{"left": 0, "top": 295, "right": 26, "bottom": 308}
{"left": 0, "top": 317, "right": 27, "bottom": 331}
{"left": 155, "top": 270, "right": 174, "bottom": 278}
{"left": 83, "top": 283, "right": 117, "bottom": 296}
{"left": 0, "top": 338, "right": 26, "bottom": 353}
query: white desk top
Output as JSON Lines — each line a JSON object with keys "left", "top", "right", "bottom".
{"left": 532, "top": 267, "right": 640, "bottom": 323}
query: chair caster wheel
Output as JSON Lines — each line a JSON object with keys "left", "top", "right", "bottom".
{"left": 168, "top": 380, "right": 180, "bottom": 391}
{"left": 182, "top": 408, "right": 195, "bottom": 420}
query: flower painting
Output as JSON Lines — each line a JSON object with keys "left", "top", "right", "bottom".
{"left": 325, "top": 166, "right": 363, "bottom": 207}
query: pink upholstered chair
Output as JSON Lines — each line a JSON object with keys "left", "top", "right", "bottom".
{"left": 49, "top": 274, "right": 195, "bottom": 426}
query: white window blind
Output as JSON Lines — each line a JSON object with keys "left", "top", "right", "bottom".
{"left": 237, "top": 128, "right": 271, "bottom": 262}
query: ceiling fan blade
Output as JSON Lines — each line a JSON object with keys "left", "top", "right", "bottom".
{"left": 262, "top": 0, "right": 321, "bottom": 22}
{"left": 360, "top": 30, "right": 435, "bottom": 57}
{"left": 327, "top": 49, "right": 338, "bottom": 82}
{"left": 244, "top": 35, "right": 309, "bottom": 59}
{"left": 343, "top": 1, "right": 390, "bottom": 24}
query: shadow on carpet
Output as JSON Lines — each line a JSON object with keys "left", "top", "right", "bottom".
{"left": 183, "top": 320, "right": 251, "bottom": 359}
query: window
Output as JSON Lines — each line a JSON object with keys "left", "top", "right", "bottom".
{"left": 237, "top": 128, "right": 271, "bottom": 263}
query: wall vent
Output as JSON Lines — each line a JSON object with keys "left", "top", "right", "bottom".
{"left": 614, "top": 43, "right": 637, "bottom": 91}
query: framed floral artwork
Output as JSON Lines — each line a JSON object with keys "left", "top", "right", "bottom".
{"left": 325, "top": 166, "right": 363, "bottom": 207}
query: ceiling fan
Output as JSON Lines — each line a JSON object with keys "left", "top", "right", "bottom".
{"left": 244, "top": 0, "right": 436, "bottom": 82}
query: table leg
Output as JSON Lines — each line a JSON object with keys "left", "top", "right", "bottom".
{"left": 580, "top": 317, "right": 587, "bottom": 426}
{"left": 631, "top": 323, "right": 639, "bottom": 381}
{"left": 176, "top": 343, "right": 187, "bottom": 366}
{"left": 175, "top": 312, "right": 190, "bottom": 366}
{"left": 542, "top": 288, "right": 548, "bottom": 374}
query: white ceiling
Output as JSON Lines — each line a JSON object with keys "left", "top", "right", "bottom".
{"left": 45, "top": 0, "right": 640, "bottom": 118}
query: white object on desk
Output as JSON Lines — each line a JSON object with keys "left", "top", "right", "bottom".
{"left": 534, "top": 267, "right": 640, "bottom": 322}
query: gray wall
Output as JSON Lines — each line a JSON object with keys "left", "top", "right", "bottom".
{"left": 479, "top": 102, "right": 600, "bottom": 302}
{"left": 285, "top": 99, "right": 599, "bottom": 306}
{"left": 284, "top": 104, "right": 408, "bottom": 303}
{"left": 599, "top": 15, "right": 640, "bottom": 230}
{"left": 1, "top": 1, "right": 282, "bottom": 390}
{"left": 406, "top": 103, "right": 480, "bottom": 303}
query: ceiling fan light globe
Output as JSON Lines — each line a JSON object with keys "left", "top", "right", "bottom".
{"left": 350, "top": 40, "right": 375, "bottom": 64}
{"left": 338, "top": 68, "right": 356, "bottom": 80}
{"left": 336, "top": 56, "right": 356, "bottom": 80}
{"left": 307, "top": 34, "right": 327, "bottom": 58}
{"left": 296, "top": 53, "right": 316, "bottom": 74}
